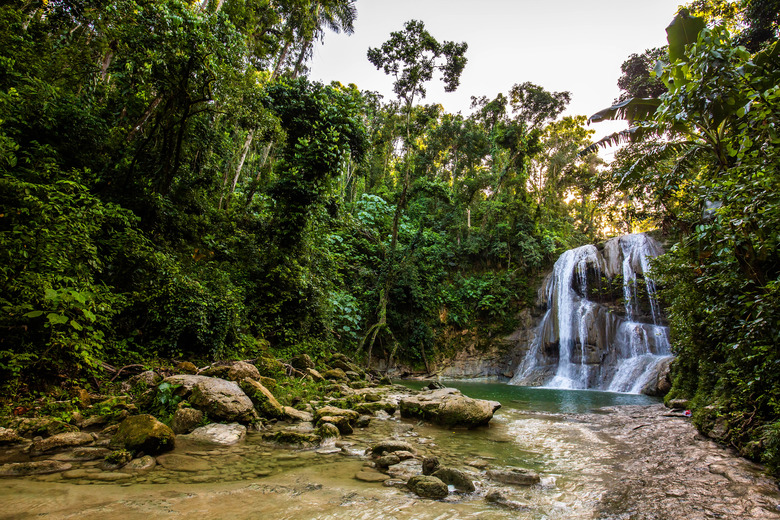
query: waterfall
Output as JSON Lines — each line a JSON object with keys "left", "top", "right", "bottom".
{"left": 509, "top": 233, "right": 673, "bottom": 394}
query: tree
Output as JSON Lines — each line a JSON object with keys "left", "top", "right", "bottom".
{"left": 360, "top": 20, "right": 467, "bottom": 366}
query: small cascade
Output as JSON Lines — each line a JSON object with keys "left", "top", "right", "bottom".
{"left": 510, "top": 233, "right": 673, "bottom": 394}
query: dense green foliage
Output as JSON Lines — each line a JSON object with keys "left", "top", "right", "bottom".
{"left": 0, "top": 1, "right": 602, "bottom": 394}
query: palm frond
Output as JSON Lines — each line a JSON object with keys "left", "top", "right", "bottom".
{"left": 587, "top": 98, "right": 662, "bottom": 124}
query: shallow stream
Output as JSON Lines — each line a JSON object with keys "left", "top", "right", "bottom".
{"left": 2, "top": 383, "right": 778, "bottom": 520}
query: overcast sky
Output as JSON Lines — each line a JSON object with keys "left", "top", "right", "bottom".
{"left": 309, "top": 0, "right": 684, "bottom": 156}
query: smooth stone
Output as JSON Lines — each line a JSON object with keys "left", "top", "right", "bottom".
{"left": 171, "top": 407, "right": 204, "bottom": 434}
{"left": 400, "top": 388, "right": 501, "bottom": 428}
{"left": 180, "top": 423, "right": 246, "bottom": 445}
{"left": 121, "top": 455, "right": 157, "bottom": 472}
{"left": 110, "top": 415, "right": 175, "bottom": 455}
{"left": 51, "top": 447, "right": 111, "bottom": 462}
{"left": 0, "top": 460, "right": 72, "bottom": 476}
{"left": 32, "top": 432, "right": 94, "bottom": 453}
{"left": 355, "top": 469, "right": 390, "bottom": 483}
{"left": 407, "top": 475, "right": 449, "bottom": 499}
{"left": 156, "top": 453, "right": 210, "bottom": 472}
{"left": 486, "top": 468, "right": 541, "bottom": 486}
{"left": 370, "top": 440, "right": 417, "bottom": 456}
{"left": 386, "top": 459, "right": 423, "bottom": 480}
{"left": 90, "top": 471, "right": 132, "bottom": 481}
{"left": 283, "top": 406, "right": 313, "bottom": 422}
{"left": 432, "top": 467, "right": 476, "bottom": 493}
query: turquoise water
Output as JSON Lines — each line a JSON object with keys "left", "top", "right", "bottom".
{"left": 400, "top": 380, "right": 660, "bottom": 414}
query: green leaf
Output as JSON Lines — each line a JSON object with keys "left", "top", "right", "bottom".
{"left": 24, "top": 310, "right": 44, "bottom": 318}
{"left": 44, "top": 288, "right": 58, "bottom": 301}
{"left": 666, "top": 12, "right": 706, "bottom": 62}
{"left": 70, "top": 320, "right": 83, "bottom": 331}
{"left": 46, "top": 313, "right": 69, "bottom": 325}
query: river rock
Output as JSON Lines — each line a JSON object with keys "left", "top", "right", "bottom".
{"left": 370, "top": 440, "right": 417, "bottom": 456}
{"left": 110, "top": 414, "right": 175, "bottom": 455}
{"left": 240, "top": 378, "right": 285, "bottom": 419}
{"left": 422, "top": 456, "right": 440, "bottom": 475}
{"left": 432, "top": 467, "right": 476, "bottom": 492}
{"left": 375, "top": 454, "right": 400, "bottom": 470}
{"left": 171, "top": 407, "right": 204, "bottom": 434}
{"left": 486, "top": 467, "right": 540, "bottom": 486}
{"left": 315, "top": 422, "right": 340, "bottom": 439}
{"left": 354, "top": 401, "right": 397, "bottom": 415}
{"left": 314, "top": 406, "right": 359, "bottom": 424}
{"left": 317, "top": 415, "right": 353, "bottom": 435}
{"left": 51, "top": 447, "right": 111, "bottom": 462}
{"left": 400, "top": 388, "right": 501, "bottom": 428}
{"left": 32, "top": 431, "right": 94, "bottom": 453}
{"left": 284, "top": 406, "right": 313, "bottom": 422}
{"left": 386, "top": 459, "right": 423, "bottom": 480}
{"left": 262, "top": 430, "right": 321, "bottom": 446}
{"left": 121, "top": 455, "right": 156, "bottom": 472}
{"left": 182, "top": 377, "right": 256, "bottom": 423}
{"left": 407, "top": 475, "right": 449, "bottom": 499}
{"left": 355, "top": 469, "right": 390, "bottom": 483}
{"left": 0, "top": 460, "right": 72, "bottom": 476}
{"left": 156, "top": 453, "right": 210, "bottom": 472}
{"left": 182, "top": 423, "right": 246, "bottom": 445}
{"left": 0, "top": 427, "right": 23, "bottom": 445}
{"left": 485, "top": 489, "right": 530, "bottom": 510}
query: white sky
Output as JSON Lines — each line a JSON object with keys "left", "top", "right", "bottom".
{"left": 309, "top": 0, "right": 684, "bottom": 158}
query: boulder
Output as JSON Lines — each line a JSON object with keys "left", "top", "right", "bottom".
{"left": 283, "top": 406, "right": 313, "bottom": 423}
{"left": 182, "top": 423, "right": 246, "bottom": 445}
{"left": 355, "top": 415, "right": 371, "bottom": 428}
{"left": 375, "top": 454, "right": 400, "bottom": 470}
{"left": 226, "top": 361, "right": 261, "bottom": 382}
{"left": 399, "top": 388, "right": 501, "bottom": 428}
{"left": 110, "top": 414, "right": 175, "bottom": 455}
{"left": 289, "top": 354, "right": 316, "bottom": 371}
{"left": 315, "top": 422, "right": 340, "bottom": 439}
{"left": 432, "top": 467, "right": 476, "bottom": 493}
{"left": 0, "top": 460, "right": 72, "bottom": 476}
{"left": 240, "top": 378, "right": 285, "bottom": 419}
{"left": 313, "top": 406, "right": 359, "bottom": 424}
{"left": 317, "top": 415, "right": 353, "bottom": 435}
{"left": 486, "top": 468, "right": 540, "bottom": 486}
{"left": 175, "top": 361, "right": 199, "bottom": 374}
{"left": 129, "top": 370, "right": 162, "bottom": 388}
{"left": 407, "top": 475, "right": 449, "bottom": 499}
{"left": 189, "top": 377, "right": 257, "bottom": 423}
{"left": 485, "top": 489, "right": 530, "bottom": 511}
{"left": 32, "top": 432, "right": 94, "bottom": 453}
{"left": 306, "top": 368, "right": 325, "bottom": 382}
{"left": 370, "top": 440, "right": 417, "bottom": 456}
{"left": 321, "top": 368, "right": 348, "bottom": 381}
{"left": 171, "top": 407, "right": 204, "bottom": 434}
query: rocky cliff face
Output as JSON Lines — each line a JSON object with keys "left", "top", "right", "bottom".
{"left": 509, "top": 233, "right": 673, "bottom": 395}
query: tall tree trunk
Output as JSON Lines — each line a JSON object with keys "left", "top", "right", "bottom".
{"left": 231, "top": 129, "right": 255, "bottom": 193}
{"left": 292, "top": 39, "right": 312, "bottom": 78}
{"left": 271, "top": 40, "right": 292, "bottom": 80}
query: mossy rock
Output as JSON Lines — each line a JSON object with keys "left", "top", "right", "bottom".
{"left": 354, "top": 401, "right": 397, "bottom": 416}
{"left": 240, "top": 378, "right": 285, "bottom": 419}
{"left": 110, "top": 414, "right": 175, "bottom": 455}
{"left": 432, "top": 467, "right": 476, "bottom": 492}
{"left": 262, "top": 430, "right": 321, "bottom": 446}
{"left": 407, "top": 475, "right": 448, "bottom": 499}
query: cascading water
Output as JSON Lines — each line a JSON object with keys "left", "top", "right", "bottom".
{"left": 510, "top": 233, "right": 673, "bottom": 394}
